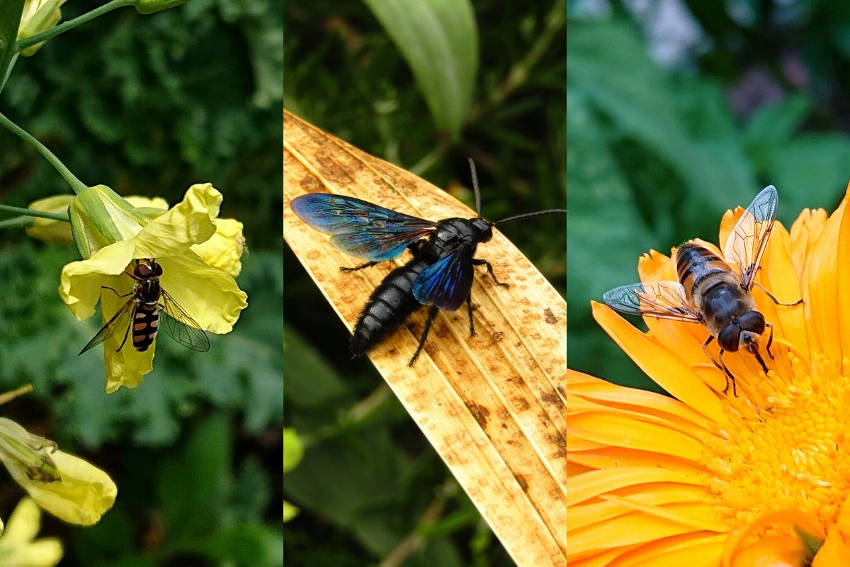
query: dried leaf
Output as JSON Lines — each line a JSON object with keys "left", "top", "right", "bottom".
{"left": 283, "top": 110, "right": 565, "bottom": 566}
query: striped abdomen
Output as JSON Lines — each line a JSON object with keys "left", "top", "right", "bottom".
{"left": 350, "top": 257, "right": 430, "bottom": 356}
{"left": 675, "top": 242, "right": 734, "bottom": 299}
{"left": 132, "top": 304, "right": 159, "bottom": 351}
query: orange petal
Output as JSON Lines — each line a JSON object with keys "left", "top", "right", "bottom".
{"left": 801, "top": 191, "right": 846, "bottom": 363}
{"left": 790, "top": 208, "right": 828, "bottom": 277}
{"left": 813, "top": 494, "right": 850, "bottom": 567}
{"left": 592, "top": 302, "right": 726, "bottom": 424}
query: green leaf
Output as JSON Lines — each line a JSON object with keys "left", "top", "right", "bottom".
{"left": 0, "top": 0, "right": 23, "bottom": 93}
{"left": 567, "top": 20, "right": 756, "bottom": 218}
{"left": 363, "top": 0, "right": 478, "bottom": 138}
{"left": 744, "top": 94, "right": 812, "bottom": 145}
{"left": 566, "top": 88, "right": 659, "bottom": 390}
{"left": 157, "top": 414, "right": 232, "bottom": 541}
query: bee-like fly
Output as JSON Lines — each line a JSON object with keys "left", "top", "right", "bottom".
{"left": 602, "top": 185, "right": 802, "bottom": 395}
{"left": 79, "top": 259, "right": 210, "bottom": 355}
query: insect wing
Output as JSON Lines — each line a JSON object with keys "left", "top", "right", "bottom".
{"left": 159, "top": 290, "right": 210, "bottom": 352}
{"left": 412, "top": 247, "right": 474, "bottom": 311}
{"left": 723, "top": 185, "right": 778, "bottom": 291}
{"left": 290, "top": 194, "right": 436, "bottom": 261}
{"left": 602, "top": 281, "right": 703, "bottom": 322}
{"left": 79, "top": 298, "right": 135, "bottom": 354}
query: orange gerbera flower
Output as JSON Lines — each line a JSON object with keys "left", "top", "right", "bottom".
{"left": 568, "top": 183, "right": 850, "bottom": 566}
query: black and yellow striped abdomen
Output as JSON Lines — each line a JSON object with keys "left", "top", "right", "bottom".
{"left": 132, "top": 304, "right": 159, "bottom": 351}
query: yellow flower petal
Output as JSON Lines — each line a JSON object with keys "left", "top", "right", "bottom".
{"left": 191, "top": 218, "right": 246, "bottom": 276}
{"left": 59, "top": 240, "right": 135, "bottom": 321}
{"left": 131, "top": 183, "right": 220, "bottom": 259}
{"left": 160, "top": 253, "right": 247, "bottom": 334}
{"left": 0, "top": 499, "right": 62, "bottom": 567}
{"left": 7, "top": 451, "right": 116, "bottom": 526}
{"left": 813, "top": 495, "right": 850, "bottom": 567}
{"left": 25, "top": 195, "right": 73, "bottom": 244}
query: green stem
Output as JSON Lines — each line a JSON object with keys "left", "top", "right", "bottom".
{"left": 15, "top": 0, "right": 136, "bottom": 52}
{"left": 0, "top": 216, "right": 32, "bottom": 229}
{"left": 468, "top": 0, "right": 565, "bottom": 121}
{"left": 0, "top": 204, "right": 69, "bottom": 221}
{"left": 0, "top": 111, "right": 87, "bottom": 194}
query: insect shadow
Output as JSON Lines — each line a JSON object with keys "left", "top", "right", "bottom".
{"left": 290, "top": 159, "right": 565, "bottom": 366}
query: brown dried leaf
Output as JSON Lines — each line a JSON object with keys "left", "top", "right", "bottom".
{"left": 283, "top": 110, "right": 565, "bottom": 566}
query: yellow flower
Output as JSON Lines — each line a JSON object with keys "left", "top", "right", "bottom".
{"left": 0, "top": 418, "right": 116, "bottom": 526}
{"left": 25, "top": 195, "right": 73, "bottom": 245}
{"left": 60, "top": 183, "right": 248, "bottom": 392}
{"left": 568, "top": 183, "right": 850, "bottom": 566}
{"left": 17, "top": 0, "right": 67, "bottom": 56}
{"left": 191, "top": 218, "right": 246, "bottom": 276}
{"left": 0, "top": 499, "right": 63, "bottom": 567}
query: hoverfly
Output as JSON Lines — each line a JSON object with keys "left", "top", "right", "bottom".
{"left": 290, "top": 159, "right": 565, "bottom": 366}
{"left": 602, "top": 185, "right": 801, "bottom": 395}
{"left": 79, "top": 259, "right": 210, "bottom": 355}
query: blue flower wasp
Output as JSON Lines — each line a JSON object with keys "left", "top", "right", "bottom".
{"left": 290, "top": 159, "right": 565, "bottom": 366}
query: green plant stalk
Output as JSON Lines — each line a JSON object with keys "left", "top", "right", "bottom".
{"left": 468, "top": 0, "right": 566, "bottom": 120}
{"left": 15, "top": 0, "right": 135, "bottom": 52}
{"left": 0, "top": 216, "right": 32, "bottom": 229}
{"left": 0, "top": 204, "right": 69, "bottom": 221}
{"left": 0, "top": 111, "right": 87, "bottom": 194}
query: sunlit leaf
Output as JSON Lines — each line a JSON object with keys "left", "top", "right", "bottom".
{"left": 283, "top": 110, "right": 565, "bottom": 566}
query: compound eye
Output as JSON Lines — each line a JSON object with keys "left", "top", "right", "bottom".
{"left": 135, "top": 264, "right": 152, "bottom": 277}
{"left": 718, "top": 325, "right": 741, "bottom": 351}
{"left": 152, "top": 262, "right": 163, "bottom": 276}
{"left": 738, "top": 311, "right": 765, "bottom": 334}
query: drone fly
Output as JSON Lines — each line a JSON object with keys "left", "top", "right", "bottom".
{"left": 79, "top": 259, "right": 210, "bottom": 355}
{"left": 290, "top": 159, "right": 565, "bottom": 366}
{"left": 602, "top": 185, "right": 801, "bottom": 395}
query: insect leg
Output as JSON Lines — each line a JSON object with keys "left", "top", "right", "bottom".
{"left": 765, "top": 322, "right": 775, "bottom": 359}
{"left": 466, "top": 292, "right": 475, "bottom": 337}
{"left": 408, "top": 305, "right": 440, "bottom": 367}
{"left": 753, "top": 282, "right": 803, "bottom": 306}
{"left": 101, "top": 286, "right": 133, "bottom": 298}
{"left": 472, "top": 259, "right": 509, "bottom": 287}
{"left": 340, "top": 261, "right": 378, "bottom": 272}
{"left": 702, "top": 336, "right": 737, "bottom": 396}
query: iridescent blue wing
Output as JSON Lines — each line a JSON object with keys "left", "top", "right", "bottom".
{"left": 412, "top": 247, "right": 474, "bottom": 311}
{"left": 159, "top": 289, "right": 210, "bottom": 352}
{"left": 290, "top": 194, "right": 436, "bottom": 261}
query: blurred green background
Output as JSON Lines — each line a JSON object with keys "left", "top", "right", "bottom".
{"left": 0, "top": 1, "right": 282, "bottom": 565}
{"left": 568, "top": 1, "right": 850, "bottom": 390}
{"left": 284, "top": 1, "right": 565, "bottom": 565}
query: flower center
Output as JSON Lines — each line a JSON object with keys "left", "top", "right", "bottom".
{"left": 705, "top": 352, "right": 850, "bottom": 533}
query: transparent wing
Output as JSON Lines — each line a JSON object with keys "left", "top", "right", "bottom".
{"left": 159, "top": 289, "right": 210, "bottom": 352}
{"left": 290, "top": 194, "right": 436, "bottom": 261}
{"left": 79, "top": 298, "right": 135, "bottom": 355}
{"left": 602, "top": 281, "right": 703, "bottom": 322}
{"left": 412, "top": 247, "right": 474, "bottom": 311}
{"left": 723, "top": 185, "right": 778, "bottom": 291}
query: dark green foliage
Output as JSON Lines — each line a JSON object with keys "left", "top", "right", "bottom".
{"left": 0, "top": 0, "right": 281, "bottom": 564}
{"left": 284, "top": 1, "right": 564, "bottom": 565}
{"left": 568, "top": 4, "right": 850, "bottom": 388}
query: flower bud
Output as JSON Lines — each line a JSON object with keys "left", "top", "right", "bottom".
{"left": 18, "top": 0, "right": 67, "bottom": 56}
{"left": 69, "top": 185, "right": 148, "bottom": 259}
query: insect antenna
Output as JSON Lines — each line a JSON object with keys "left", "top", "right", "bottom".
{"left": 468, "top": 157, "right": 483, "bottom": 218}
{"left": 495, "top": 209, "right": 566, "bottom": 225}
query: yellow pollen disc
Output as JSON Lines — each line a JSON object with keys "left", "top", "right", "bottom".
{"left": 704, "top": 352, "right": 850, "bottom": 533}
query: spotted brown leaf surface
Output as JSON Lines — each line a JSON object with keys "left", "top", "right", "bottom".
{"left": 283, "top": 110, "right": 565, "bottom": 566}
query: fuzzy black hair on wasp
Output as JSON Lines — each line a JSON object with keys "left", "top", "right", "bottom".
{"left": 290, "top": 159, "right": 565, "bottom": 366}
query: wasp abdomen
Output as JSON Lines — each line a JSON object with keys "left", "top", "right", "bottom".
{"left": 132, "top": 305, "right": 159, "bottom": 351}
{"left": 350, "top": 258, "right": 429, "bottom": 356}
